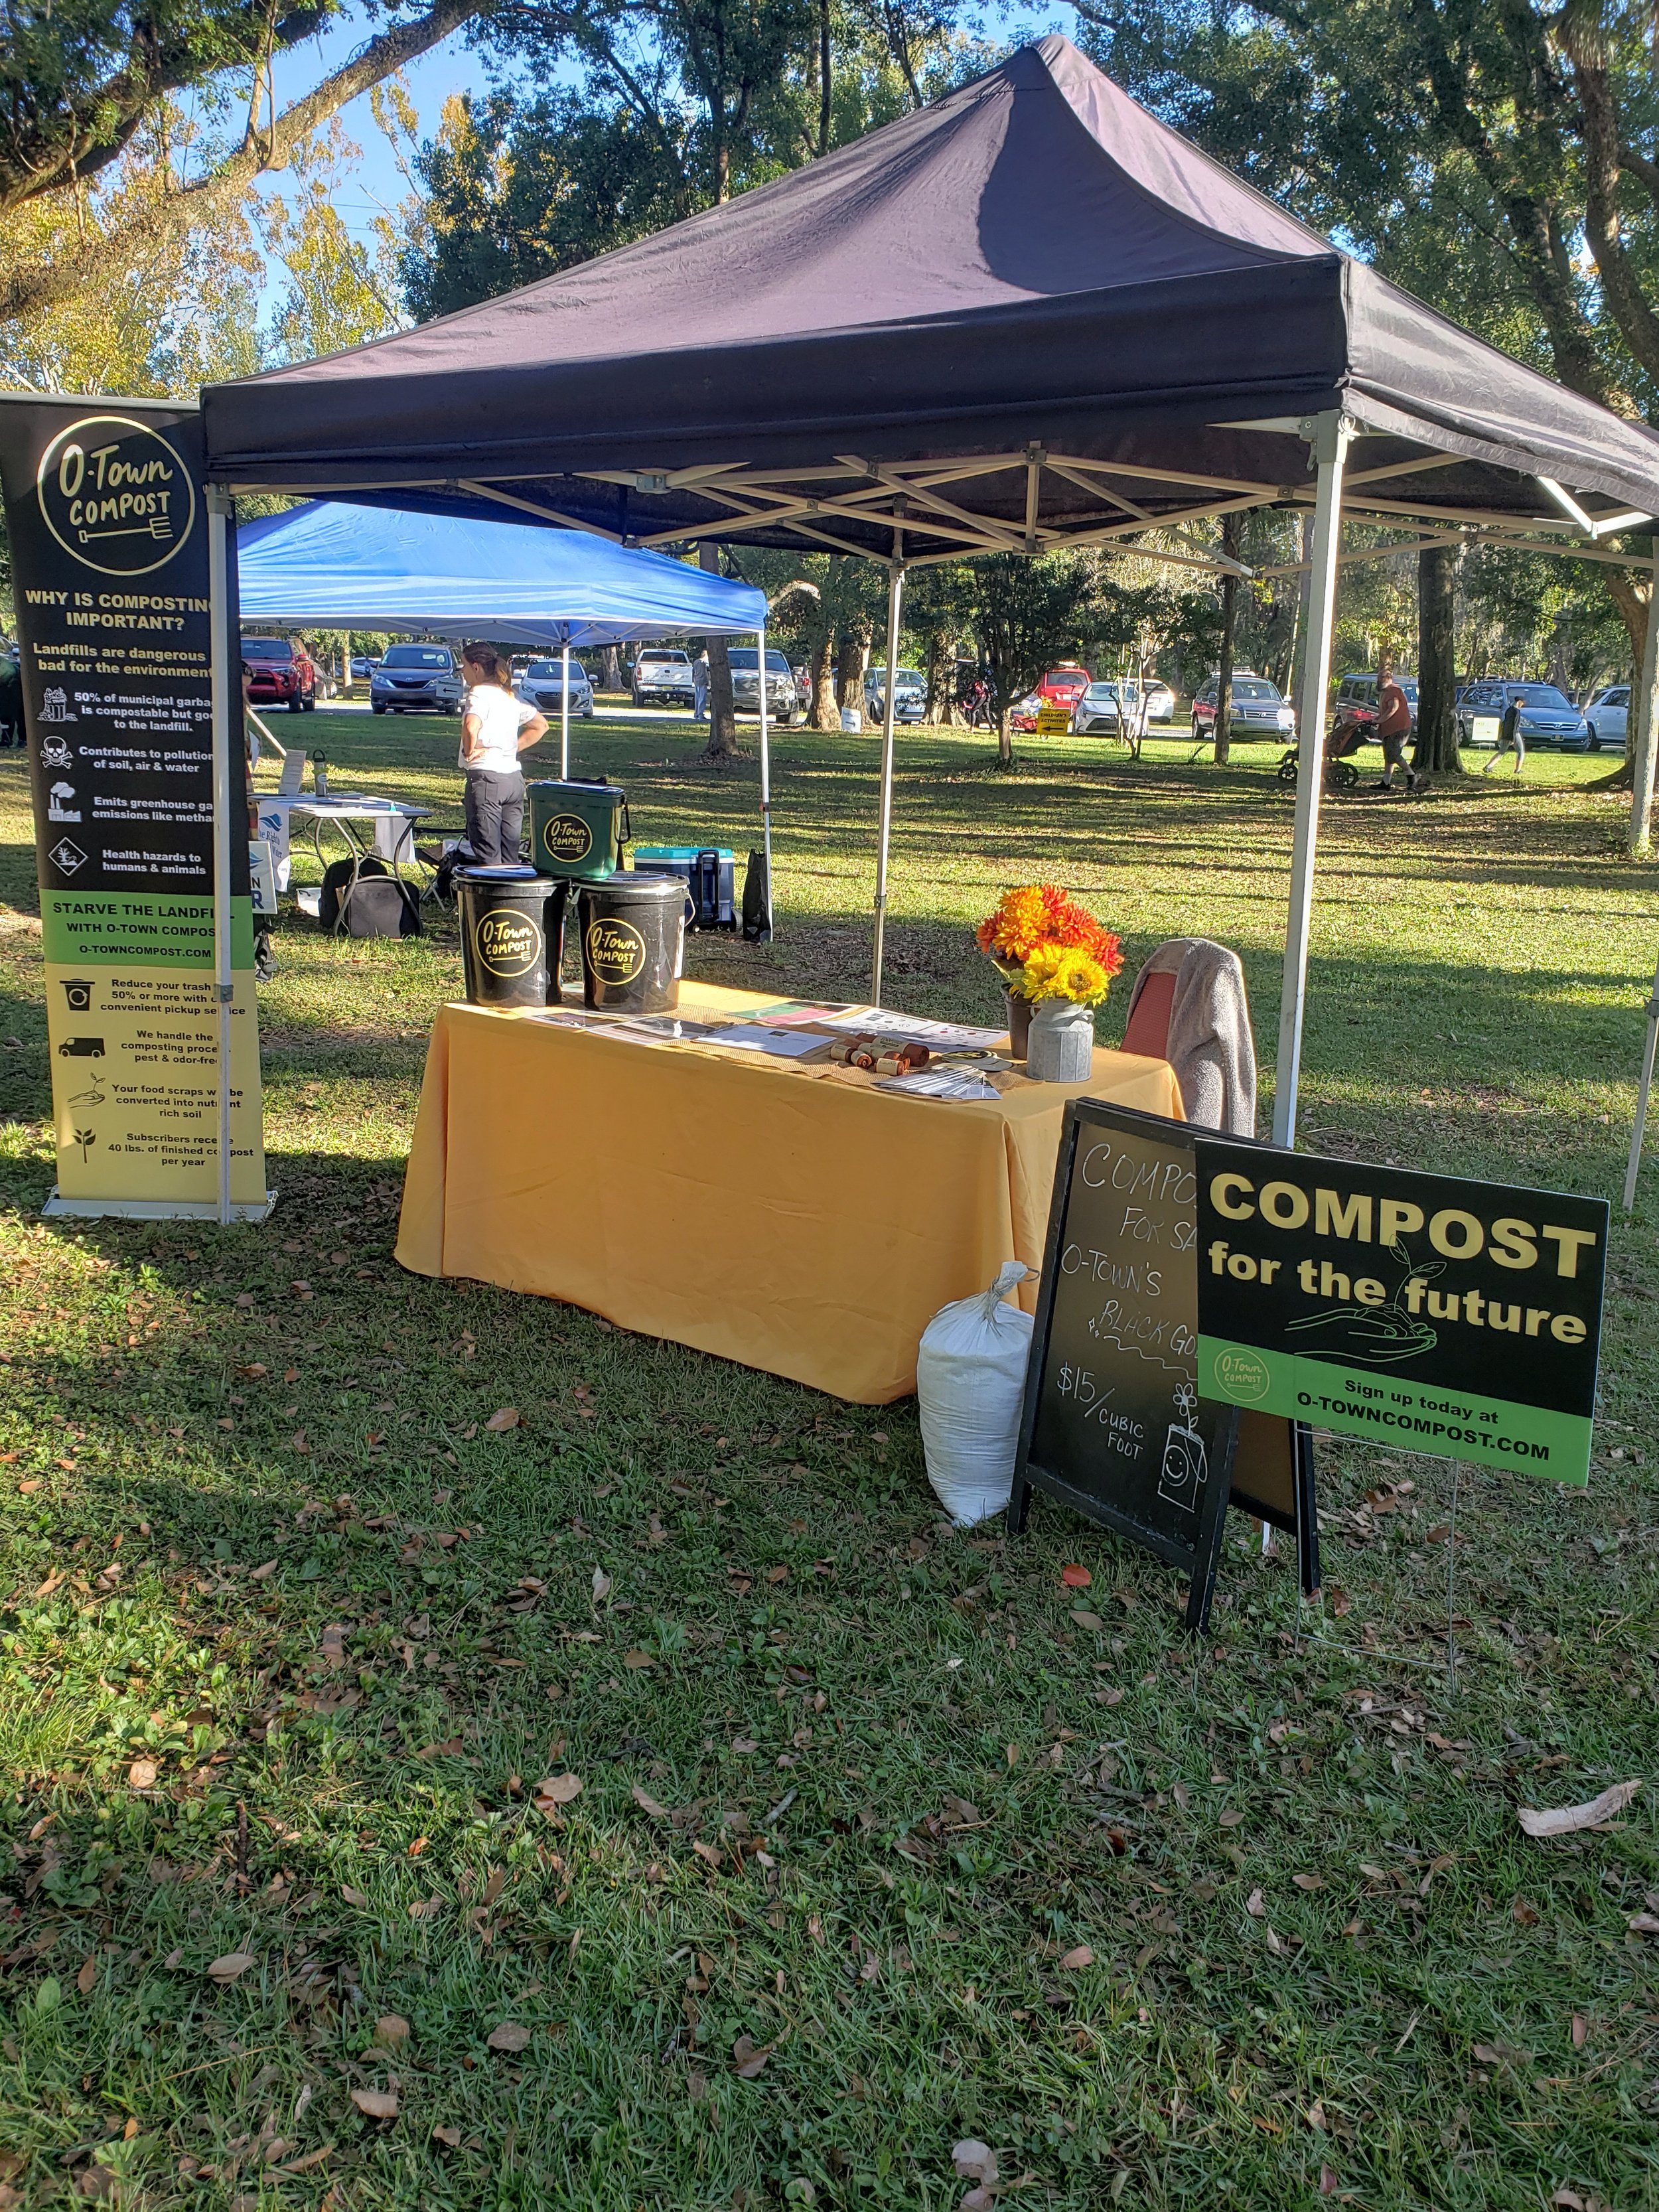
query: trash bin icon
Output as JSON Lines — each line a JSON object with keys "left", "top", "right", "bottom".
{"left": 60, "top": 978, "right": 94, "bottom": 1011}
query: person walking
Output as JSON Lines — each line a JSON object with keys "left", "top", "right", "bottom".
{"left": 692, "top": 649, "right": 710, "bottom": 721}
{"left": 1482, "top": 689, "right": 1526, "bottom": 776}
{"left": 1374, "top": 658, "right": 1416, "bottom": 792}
{"left": 459, "top": 642, "right": 546, "bottom": 865}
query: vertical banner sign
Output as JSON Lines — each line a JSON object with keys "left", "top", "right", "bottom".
{"left": 0, "top": 397, "right": 266, "bottom": 1214}
{"left": 1195, "top": 1142, "right": 1607, "bottom": 1487}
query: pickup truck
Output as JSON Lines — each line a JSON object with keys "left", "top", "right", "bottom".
{"left": 632, "top": 649, "right": 696, "bottom": 707}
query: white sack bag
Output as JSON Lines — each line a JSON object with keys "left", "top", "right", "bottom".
{"left": 916, "top": 1260, "right": 1034, "bottom": 1526}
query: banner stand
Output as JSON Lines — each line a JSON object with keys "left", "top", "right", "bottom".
{"left": 0, "top": 392, "right": 273, "bottom": 1224}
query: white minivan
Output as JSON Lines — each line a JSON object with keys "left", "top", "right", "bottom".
{"left": 1576, "top": 684, "right": 1629, "bottom": 751}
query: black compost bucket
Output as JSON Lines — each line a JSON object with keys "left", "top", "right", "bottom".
{"left": 578, "top": 873, "right": 685, "bottom": 1014}
{"left": 457, "top": 866, "right": 566, "bottom": 1007}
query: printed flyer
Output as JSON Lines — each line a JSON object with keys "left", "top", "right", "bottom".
{"left": 0, "top": 397, "right": 266, "bottom": 1212}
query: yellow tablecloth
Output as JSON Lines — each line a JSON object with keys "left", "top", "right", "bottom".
{"left": 395, "top": 983, "right": 1183, "bottom": 1404}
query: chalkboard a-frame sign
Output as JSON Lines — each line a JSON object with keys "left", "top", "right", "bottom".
{"left": 1011, "top": 1098, "right": 1315, "bottom": 1633}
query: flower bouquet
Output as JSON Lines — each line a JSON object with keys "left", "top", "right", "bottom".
{"left": 976, "top": 884, "right": 1123, "bottom": 1076}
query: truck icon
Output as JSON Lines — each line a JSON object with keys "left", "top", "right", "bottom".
{"left": 58, "top": 1037, "right": 105, "bottom": 1058}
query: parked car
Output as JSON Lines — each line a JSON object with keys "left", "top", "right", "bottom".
{"left": 1331, "top": 671, "right": 1418, "bottom": 738}
{"left": 1143, "top": 679, "right": 1176, "bottom": 723}
{"left": 727, "top": 646, "right": 798, "bottom": 722}
{"left": 1455, "top": 680, "right": 1585, "bottom": 749}
{"left": 515, "top": 656, "right": 595, "bottom": 719}
{"left": 865, "top": 666, "right": 926, "bottom": 722}
{"left": 1573, "top": 683, "right": 1630, "bottom": 751}
{"left": 1190, "top": 673, "right": 1297, "bottom": 739}
{"left": 1036, "top": 664, "right": 1092, "bottom": 711}
{"left": 632, "top": 648, "right": 696, "bottom": 707}
{"left": 348, "top": 653, "right": 380, "bottom": 679}
{"left": 242, "top": 634, "right": 318, "bottom": 713}
{"left": 370, "top": 642, "right": 465, "bottom": 715}
{"left": 1072, "top": 680, "right": 1147, "bottom": 735}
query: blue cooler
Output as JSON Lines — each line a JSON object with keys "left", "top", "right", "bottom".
{"left": 631, "top": 846, "right": 737, "bottom": 932}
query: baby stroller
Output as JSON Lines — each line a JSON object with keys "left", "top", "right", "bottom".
{"left": 1276, "top": 721, "right": 1364, "bottom": 791}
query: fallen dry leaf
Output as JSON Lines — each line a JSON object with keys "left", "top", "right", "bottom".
{"left": 534, "top": 1773, "right": 584, "bottom": 1811}
{"left": 376, "top": 2015, "right": 411, "bottom": 2048}
{"left": 1246, "top": 1889, "right": 1267, "bottom": 1919}
{"left": 350, "top": 2088, "right": 399, "bottom": 2120}
{"left": 340, "top": 1885, "right": 370, "bottom": 1908}
{"left": 1056, "top": 1945, "right": 1093, "bottom": 1970}
{"left": 1572, "top": 2013, "right": 1589, "bottom": 2048}
{"left": 485, "top": 1408, "right": 520, "bottom": 1432}
{"left": 486, "top": 2022, "right": 532, "bottom": 2053}
{"left": 127, "top": 1756, "right": 158, "bottom": 1789}
{"left": 1319, "top": 2165, "right": 1340, "bottom": 2197}
{"left": 1070, "top": 1608, "right": 1106, "bottom": 1631}
{"left": 622, "top": 1649, "right": 656, "bottom": 1670}
{"left": 1517, "top": 1781, "right": 1640, "bottom": 1838}
{"left": 953, "top": 2139, "right": 999, "bottom": 2186}
{"left": 1627, "top": 1912, "right": 1659, "bottom": 1935}
{"left": 591, "top": 1567, "right": 612, "bottom": 1603}
{"left": 206, "top": 1952, "right": 256, "bottom": 1984}
{"left": 731, "top": 2035, "right": 774, "bottom": 2079}
{"left": 76, "top": 1954, "right": 98, "bottom": 1994}
{"left": 731, "top": 1737, "right": 758, "bottom": 1754}
{"left": 1218, "top": 1809, "right": 1247, "bottom": 1828}
{"left": 1293, "top": 1874, "right": 1326, "bottom": 1893}
{"left": 632, "top": 1785, "right": 671, "bottom": 1820}
{"left": 1060, "top": 1564, "right": 1092, "bottom": 1588}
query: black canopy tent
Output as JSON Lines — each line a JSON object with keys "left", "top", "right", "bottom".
{"left": 201, "top": 35, "right": 1659, "bottom": 1142}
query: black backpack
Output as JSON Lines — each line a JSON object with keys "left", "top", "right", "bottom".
{"left": 318, "top": 855, "right": 421, "bottom": 938}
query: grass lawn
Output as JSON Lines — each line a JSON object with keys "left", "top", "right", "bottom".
{"left": 0, "top": 703, "right": 1655, "bottom": 2210}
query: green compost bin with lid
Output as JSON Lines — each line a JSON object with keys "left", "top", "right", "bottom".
{"left": 528, "top": 777, "right": 630, "bottom": 882}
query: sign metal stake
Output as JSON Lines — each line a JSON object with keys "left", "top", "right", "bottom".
{"left": 1624, "top": 954, "right": 1659, "bottom": 1213}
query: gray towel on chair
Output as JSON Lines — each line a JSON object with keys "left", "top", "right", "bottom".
{"left": 1126, "top": 936, "right": 1258, "bottom": 1134}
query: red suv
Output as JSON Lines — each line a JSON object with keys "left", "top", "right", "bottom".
{"left": 242, "top": 635, "right": 318, "bottom": 713}
{"left": 1037, "top": 664, "right": 1092, "bottom": 710}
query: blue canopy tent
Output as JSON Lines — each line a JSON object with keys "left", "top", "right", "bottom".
{"left": 236, "top": 500, "right": 773, "bottom": 887}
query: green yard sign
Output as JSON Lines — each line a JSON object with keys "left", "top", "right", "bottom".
{"left": 1194, "top": 1142, "right": 1608, "bottom": 1486}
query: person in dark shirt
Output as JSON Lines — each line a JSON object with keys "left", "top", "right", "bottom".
{"left": 1374, "top": 659, "right": 1416, "bottom": 792}
{"left": 1482, "top": 690, "right": 1526, "bottom": 776}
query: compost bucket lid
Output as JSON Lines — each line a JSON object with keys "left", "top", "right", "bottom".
{"left": 586, "top": 873, "right": 687, "bottom": 904}
{"left": 457, "top": 864, "right": 541, "bottom": 883}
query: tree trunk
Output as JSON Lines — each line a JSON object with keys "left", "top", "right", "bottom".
{"left": 808, "top": 624, "right": 837, "bottom": 730}
{"left": 699, "top": 544, "right": 738, "bottom": 761}
{"left": 818, "top": 0, "right": 832, "bottom": 157}
{"left": 601, "top": 645, "right": 622, "bottom": 694}
{"left": 997, "top": 705, "right": 1013, "bottom": 769}
{"left": 836, "top": 631, "right": 868, "bottom": 713}
{"left": 923, "top": 630, "right": 953, "bottom": 723}
{"left": 1415, "top": 543, "right": 1462, "bottom": 774}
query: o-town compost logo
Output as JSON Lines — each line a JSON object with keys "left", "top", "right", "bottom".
{"left": 36, "top": 415, "right": 196, "bottom": 577}
{"left": 474, "top": 908, "right": 543, "bottom": 980}
{"left": 585, "top": 917, "right": 646, "bottom": 985}
{"left": 541, "top": 813, "right": 594, "bottom": 864}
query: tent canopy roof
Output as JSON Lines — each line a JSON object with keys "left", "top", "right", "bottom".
{"left": 234, "top": 498, "right": 766, "bottom": 645}
{"left": 204, "top": 37, "right": 1659, "bottom": 562}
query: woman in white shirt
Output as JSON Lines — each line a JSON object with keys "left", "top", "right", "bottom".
{"left": 459, "top": 643, "right": 547, "bottom": 865}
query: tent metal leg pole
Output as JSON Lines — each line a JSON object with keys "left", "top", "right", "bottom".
{"left": 1624, "top": 954, "right": 1659, "bottom": 1212}
{"left": 756, "top": 623, "right": 773, "bottom": 934}
{"left": 561, "top": 640, "right": 571, "bottom": 782}
{"left": 206, "top": 489, "right": 236, "bottom": 1229}
{"left": 871, "top": 560, "right": 904, "bottom": 1006}
{"left": 1271, "top": 415, "right": 1349, "bottom": 1149}
{"left": 1628, "top": 544, "right": 1659, "bottom": 859}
